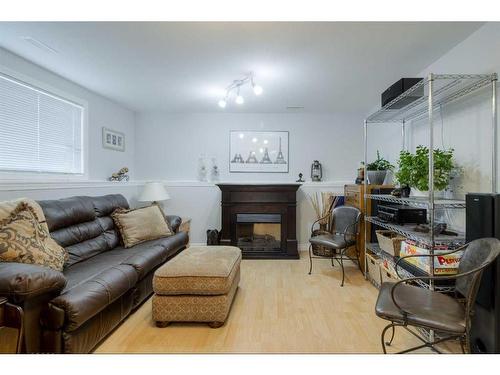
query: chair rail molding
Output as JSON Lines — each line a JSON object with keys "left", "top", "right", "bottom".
{"left": 0, "top": 179, "right": 352, "bottom": 192}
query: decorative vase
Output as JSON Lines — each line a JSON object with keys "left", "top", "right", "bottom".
{"left": 367, "top": 170, "right": 387, "bottom": 185}
{"left": 197, "top": 157, "right": 207, "bottom": 182}
{"left": 210, "top": 157, "right": 219, "bottom": 182}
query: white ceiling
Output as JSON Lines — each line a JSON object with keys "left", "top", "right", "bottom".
{"left": 0, "top": 22, "right": 484, "bottom": 113}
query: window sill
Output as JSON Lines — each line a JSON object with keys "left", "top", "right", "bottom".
{"left": 0, "top": 180, "right": 142, "bottom": 192}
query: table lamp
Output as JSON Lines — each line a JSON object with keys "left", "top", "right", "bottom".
{"left": 138, "top": 182, "right": 170, "bottom": 205}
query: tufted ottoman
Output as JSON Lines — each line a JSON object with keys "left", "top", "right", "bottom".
{"left": 152, "top": 246, "right": 241, "bottom": 328}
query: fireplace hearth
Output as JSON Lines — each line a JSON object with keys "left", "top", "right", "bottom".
{"left": 217, "top": 184, "right": 301, "bottom": 259}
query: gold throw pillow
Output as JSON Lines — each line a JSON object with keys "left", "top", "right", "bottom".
{"left": 0, "top": 202, "right": 68, "bottom": 271}
{"left": 111, "top": 205, "right": 172, "bottom": 248}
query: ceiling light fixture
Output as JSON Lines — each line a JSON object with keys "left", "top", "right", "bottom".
{"left": 217, "top": 72, "right": 263, "bottom": 109}
{"left": 235, "top": 87, "right": 244, "bottom": 104}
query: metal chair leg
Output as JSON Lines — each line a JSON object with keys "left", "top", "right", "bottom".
{"left": 354, "top": 243, "right": 363, "bottom": 273}
{"left": 381, "top": 322, "right": 396, "bottom": 354}
{"left": 386, "top": 324, "right": 395, "bottom": 346}
{"left": 340, "top": 249, "right": 345, "bottom": 287}
{"left": 308, "top": 245, "right": 313, "bottom": 275}
{"left": 331, "top": 257, "right": 335, "bottom": 267}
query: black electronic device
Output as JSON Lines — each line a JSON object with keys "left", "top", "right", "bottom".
{"left": 381, "top": 78, "right": 423, "bottom": 109}
{"left": 465, "top": 193, "right": 500, "bottom": 353}
{"left": 369, "top": 187, "right": 394, "bottom": 242}
{"left": 377, "top": 204, "right": 427, "bottom": 225}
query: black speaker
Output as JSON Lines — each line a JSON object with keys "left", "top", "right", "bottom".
{"left": 465, "top": 193, "right": 500, "bottom": 353}
{"left": 465, "top": 193, "right": 494, "bottom": 242}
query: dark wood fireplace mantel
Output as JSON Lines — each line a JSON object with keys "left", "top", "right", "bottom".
{"left": 217, "top": 183, "right": 301, "bottom": 259}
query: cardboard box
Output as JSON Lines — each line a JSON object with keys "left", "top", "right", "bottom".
{"left": 399, "top": 241, "right": 463, "bottom": 275}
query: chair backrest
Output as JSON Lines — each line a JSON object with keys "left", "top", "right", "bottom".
{"left": 455, "top": 238, "right": 500, "bottom": 307}
{"left": 330, "top": 205, "right": 361, "bottom": 236}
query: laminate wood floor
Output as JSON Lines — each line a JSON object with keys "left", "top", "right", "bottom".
{"left": 95, "top": 254, "right": 460, "bottom": 354}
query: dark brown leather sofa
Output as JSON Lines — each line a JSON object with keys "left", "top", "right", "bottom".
{"left": 0, "top": 194, "right": 188, "bottom": 353}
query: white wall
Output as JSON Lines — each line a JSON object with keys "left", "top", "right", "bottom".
{"left": 413, "top": 23, "right": 500, "bottom": 195}
{"left": 0, "top": 48, "right": 138, "bottom": 206}
{"left": 0, "top": 47, "right": 136, "bottom": 181}
{"left": 135, "top": 113, "right": 363, "bottom": 183}
{"left": 369, "top": 23, "right": 500, "bottom": 197}
{"left": 365, "top": 23, "right": 500, "bottom": 233}
{"left": 135, "top": 112, "right": 363, "bottom": 244}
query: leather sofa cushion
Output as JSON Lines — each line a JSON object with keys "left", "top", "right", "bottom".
{"left": 92, "top": 195, "right": 129, "bottom": 218}
{"left": 63, "top": 232, "right": 189, "bottom": 291}
{"left": 164, "top": 215, "right": 181, "bottom": 233}
{"left": 39, "top": 194, "right": 129, "bottom": 267}
{"left": 39, "top": 196, "right": 96, "bottom": 232}
{"left": 50, "top": 264, "right": 138, "bottom": 332}
{"left": 153, "top": 246, "right": 241, "bottom": 296}
{"left": 52, "top": 233, "right": 188, "bottom": 332}
{"left": 118, "top": 233, "right": 188, "bottom": 279}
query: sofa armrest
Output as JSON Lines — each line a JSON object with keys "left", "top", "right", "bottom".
{"left": 0, "top": 263, "right": 67, "bottom": 304}
{"left": 165, "top": 215, "right": 182, "bottom": 233}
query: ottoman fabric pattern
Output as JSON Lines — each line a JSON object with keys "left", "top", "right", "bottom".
{"left": 153, "top": 246, "right": 241, "bottom": 295}
{"left": 152, "top": 246, "right": 241, "bottom": 326}
{"left": 152, "top": 269, "right": 240, "bottom": 323}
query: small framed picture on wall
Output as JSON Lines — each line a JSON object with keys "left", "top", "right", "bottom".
{"left": 102, "top": 127, "right": 125, "bottom": 152}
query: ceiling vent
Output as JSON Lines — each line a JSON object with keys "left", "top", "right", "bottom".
{"left": 20, "top": 36, "right": 58, "bottom": 54}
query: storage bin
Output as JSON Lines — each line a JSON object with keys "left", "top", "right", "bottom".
{"left": 400, "top": 241, "right": 463, "bottom": 275}
{"left": 380, "top": 266, "right": 399, "bottom": 283}
{"left": 376, "top": 230, "right": 405, "bottom": 257}
{"left": 366, "top": 252, "right": 382, "bottom": 287}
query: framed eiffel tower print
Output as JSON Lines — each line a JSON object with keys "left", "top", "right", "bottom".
{"left": 229, "top": 130, "right": 289, "bottom": 173}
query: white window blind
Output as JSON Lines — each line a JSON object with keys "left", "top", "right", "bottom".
{"left": 0, "top": 73, "right": 84, "bottom": 175}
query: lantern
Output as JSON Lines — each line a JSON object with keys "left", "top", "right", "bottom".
{"left": 311, "top": 160, "right": 322, "bottom": 182}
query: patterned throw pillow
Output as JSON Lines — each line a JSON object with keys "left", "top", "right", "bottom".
{"left": 111, "top": 205, "right": 172, "bottom": 248}
{"left": 0, "top": 202, "right": 68, "bottom": 271}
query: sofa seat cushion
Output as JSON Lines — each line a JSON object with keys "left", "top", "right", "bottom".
{"left": 50, "top": 264, "right": 137, "bottom": 332}
{"left": 63, "top": 232, "right": 189, "bottom": 291}
{"left": 118, "top": 233, "right": 188, "bottom": 279}
{"left": 153, "top": 246, "right": 242, "bottom": 296}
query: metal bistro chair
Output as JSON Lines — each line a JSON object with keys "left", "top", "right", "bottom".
{"left": 375, "top": 237, "right": 500, "bottom": 354}
{"left": 308, "top": 205, "right": 362, "bottom": 286}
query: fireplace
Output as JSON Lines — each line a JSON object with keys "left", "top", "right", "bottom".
{"left": 236, "top": 213, "right": 282, "bottom": 252}
{"left": 217, "top": 184, "right": 301, "bottom": 259}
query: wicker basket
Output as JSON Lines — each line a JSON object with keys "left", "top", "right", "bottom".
{"left": 376, "top": 230, "right": 405, "bottom": 257}
{"left": 311, "top": 229, "right": 337, "bottom": 257}
{"left": 366, "top": 252, "right": 382, "bottom": 288}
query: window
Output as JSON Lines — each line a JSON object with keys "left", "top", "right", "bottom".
{"left": 0, "top": 73, "right": 84, "bottom": 175}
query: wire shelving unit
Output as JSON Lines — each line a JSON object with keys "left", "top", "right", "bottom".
{"left": 363, "top": 73, "right": 498, "bottom": 340}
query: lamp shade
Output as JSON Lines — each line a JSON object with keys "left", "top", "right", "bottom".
{"left": 138, "top": 182, "right": 170, "bottom": 202}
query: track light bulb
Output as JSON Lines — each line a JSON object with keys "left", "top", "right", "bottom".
{"left": 218, "top": 99, "right": 227, "bottom": 108}
{"left": 235, "top": 95, "right": 244, "bottom": 104}
{"left": 253, "top": 85, "right": 263, "bottom": 96}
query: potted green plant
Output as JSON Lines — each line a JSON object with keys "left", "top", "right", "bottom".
{"left": 395, "top": 145, "right": 454, "bottom": 197}
{"left": 366, "top": 151, "right": 394, "bottom": 185}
